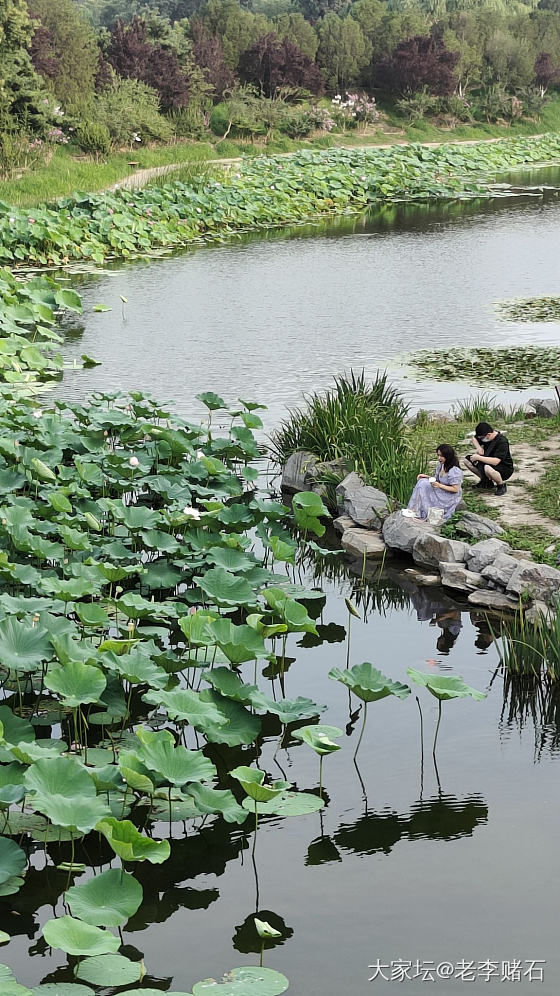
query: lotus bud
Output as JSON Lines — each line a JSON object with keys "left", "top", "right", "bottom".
{"left": 127, "top": 621, "right": 135, "bottom": 632}
{"left": 196, "top": 450, "right": 204, "bottom": 459}
{"left": 183, "top": 506, "right": 201, "bottom": 520}
{"left": 115, "top": 585, "right": 123, "bottom": 595}
{"left": 32, "top": 409, "right": 43, "bottom": 418}
{"left": 129, "top": 456, "right": 139, "bottom": 467}
{"left": 254, "top": 918, "right": 281, "bottom": 939}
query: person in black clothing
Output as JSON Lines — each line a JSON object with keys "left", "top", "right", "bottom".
{"left": 463, "top": 421, "right": 514, "bottom": 496}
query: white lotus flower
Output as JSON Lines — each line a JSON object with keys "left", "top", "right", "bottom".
{"left": 32, "top": 409, "right": 43, "bottom": 418}
{"left": 183, "top": 506, "right": 201, "bottom": 520}
{"left": 129, "top": 456, "right": 139, "bottom": 467}
{"left": 196, "top": 449, "right": 204, "bottom": 459}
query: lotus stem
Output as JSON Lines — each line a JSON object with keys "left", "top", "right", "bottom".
{"left": 319, "top": 756, "right": 323, "bottom": 800}
{"left": 346, "top": 611, "right": 351, "bottom": 669}
{"left": 252, "top": 804, "right": 258, "bottom": 857}
{"left": 433, "top": 699, "right": 442, "bottom": 758}
{"left": 354, "top": 702, "right": 368, "bottom": 760}
{"left": 260, "top": 941, "right": 264, "bottom": 968}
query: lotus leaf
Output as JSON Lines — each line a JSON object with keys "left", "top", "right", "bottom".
{"left": 0, "top": 837, "right": 26, "bottom": 886}
{"left": 66, "top": 868, "right": 143, "bottom": 926}
{"left": 186, "top": 783, "right": 248, "bottom": 824}
{"left": 231, "top": 766, "right": 290, "bottom": 802}
{"left": 198, "top": 690, "right": 261, "bottom": 746}
{"left": 192, "top": 966, "right": 288, "bottom": 995}
{"left": 32, "top": 986, "right": 94, "bottom": 995}
{"left": 407, "top": 668, "right": 486, "bottom": 701}
{"left": 292, "top": 724, "right": 343, "bottom": 755}
{"left": 24, "top": 756, "right": 110, "bottom": 833}
{"left": 251, "top": 694, "right": 325, "bottom": 723}
{"left": 196, "top": 568, "right": 259, "bottom": 608}
{"left": 42, "top": 916, "right": 120, "bottom": 956}
{"left": 202, "top": 667, "right": 258, "bottom": 704}
{"left": 75, "top": 953, "right": 143, "bottom": 987}
{"left": 0, "top": 617, "right": 51, "bottom": 673}
{"left": 178, "top": 610, "right": 220, "bottom": 647}
{"left": 96, "top": 817, "right": 170, "bottom": 863}
{"left": 143, "top": 687, "right": 226, "bottom": 730}
{"left": 207, "top": 618, "right": 267, "bottom": 663}
{"left": 242, "top": 791, "right": 325, "bottom": 817}
{"left": 329, "top": 663, "right": 411, "bottom": 703}
{"left": 44, "top": 660, "right": 106, "bottom": 708}
{"left": 292, "top": 491, "right": 329, "bottom": 537}
{"left": 135, "top": 727, "right": 217, "bottom": 786}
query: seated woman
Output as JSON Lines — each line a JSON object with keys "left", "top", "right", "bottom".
{"left": 406, "top": 444, "right": 463, "bottom": 522}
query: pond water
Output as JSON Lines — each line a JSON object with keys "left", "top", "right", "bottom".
{"left": 59, "top": 165, "right": 560, "bottom": 430}
{"left": 6, "top": 175, "right": 560, "bottom": 995}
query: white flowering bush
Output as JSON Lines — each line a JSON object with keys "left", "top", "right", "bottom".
{"left": 331, "top": 93, "right": 379, "bottom": 131}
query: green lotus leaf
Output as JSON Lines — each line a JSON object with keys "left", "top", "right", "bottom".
{"left": 142, "top": 687, "right": 226, "bottom": 731}
{"left": 32, "top": 985, "right": 94, "bottom": 995}
{"left": 95, "top": 817, "right": 170, "bottom": 863}
{"left": 195, "top": 568, "right": 259, "bottom": 608}
{"left": 75, "top": 603, "right": 109, "bottom": 628}
{"left": 0, "top": 762, "right": 26, "bottom": 807}
{"left": 262, "top": 589, "right": 317, "bottom": 635}
{"left": 0, "top": 706, "right": 34, "bottom": 749}
{"left": 231, "top": 766, "right": 289, "bottom": 802}
{"left": 115, "top": 592, "right": 172, "bottom": 620}
{"left": 102, "top": 649, "right": 168, "bottom": 690}
{"left": 242, "top": 791, "right": 325, "bottom": 817}
{"left": 178, "top": 610, "right": 221, "bottom": 647}
{"left": 292, "top": 724, "right": 343, "bottom": 755}
{"left": 75, "top": 953, "right": 142, "bottom": 987}
{"left": 42, "top": 916, "right": 119, "bottom": 957}
{"left": 24, "top": 756, "right": 110, "bottom": 833}
{"left": 198, "top": 690, "right": 261, "bottom": 746}
{"left": 207, "top": 618, "right": 267, "bottom": 663}
{"left": 9, "top": 739, "right": 67, "bottom": 764}
{"left": 267, "top": 534, "right": 296, "bottom": 563}
{"left": 0, "top": 837, "right": 26, "bottom": 886}
{"left": 43, "top": 578, "right": 97, "bottom": 602}
{"left": 292, "top": 490, "right": 329, "bottom": 538}
{"left": 202, "top": 667, "right": 257, "bottom": 704}
{"left": 251, "top": 694, "right": 325, "bottom": 724}
{"left": 192, "top": 966, "right": 289, "bottom": 996}
{"left": 186, "top": 783, "right": 248, "bottom": 824}
{"left": 0, "top": 931, "right": 9, "bottom": 943}
{"left": 329, "top": 663, "right": 411, "bottom": 703}
{"left": 0, "top": 965, "right": 31, "bottom": 996}
{"left": 407, "top": 668, "right": 487, "bottom": 701}
{"left": 0, "top": 617, "right": 51, "bottom": 673}
{"left": 205, "top": 547, "right": 256, "bottom": 572}
{"left": 30, "top": 458, "right": 56, "bottom": 482}
{"left": 44, "top": 660, "right": 106, "bottom": 709}
{"left": 47, "top": 491, "right": 73, "bottom": 514}
{"left": 196, "top": 391, "right": 226, "bottom": 411}
{"left": 245, "top": 613, "right": 287, "bottom": 639}
{"left": 135, "top": 727, "right": 217, "bottom": 786}
{"left": 66, "top": 869, "right": 143, "bottom": 927}
{"left": 118, "top": 753, "right": 156, "bottom": 795}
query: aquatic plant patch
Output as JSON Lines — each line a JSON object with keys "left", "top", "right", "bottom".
{"left": 496, "top": 296, "right": 560, "bottom": 323}
{"left": 404, "top": 345, "right": 560, "bottom": 389}
{"left": 1, "top": 133, "right": 560, "bottom": 270}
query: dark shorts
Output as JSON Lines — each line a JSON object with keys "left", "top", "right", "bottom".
{"left": 495, "top": 463, "right": 513, "bottom": 481}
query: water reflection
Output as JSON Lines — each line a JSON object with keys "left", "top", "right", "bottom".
{"left": 500, "top": 672, "right": 560, "bottom": 757}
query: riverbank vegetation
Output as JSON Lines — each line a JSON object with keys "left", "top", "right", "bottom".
{"left": 404, "top": 344, "right": 560, "bottom": 389}
{"left": 3, "top": 133, "right": 560, "bottom": 271}
{"left": 4, "top": 0, "right": 560, "bottom": 203}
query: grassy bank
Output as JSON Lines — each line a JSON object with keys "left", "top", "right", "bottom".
{"left": 2, "top": 132, "right": 560, "bottom": 271}
{"left": 2, "top": 96, "right": 560, "bottom": 209}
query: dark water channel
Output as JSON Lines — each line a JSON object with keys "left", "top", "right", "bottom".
{"left": 7, "top": 173, "right": 560, "bottom": 994}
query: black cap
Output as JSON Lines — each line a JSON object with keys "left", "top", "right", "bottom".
{"left": 475, "top": 421, "right": 493, "bottom": 438}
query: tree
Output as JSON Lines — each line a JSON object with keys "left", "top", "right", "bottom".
{"left": 190, "top": 17, "right": 234, "bottom": 97}
{"left": 106, "top": 15, "right": 191, "bottom": 109}
{"left": 0, "top": 0, "right": 52, "bottom": 134}
{"left": 273, "top": 13, "right": 318, "bottom": 59}
{"left": 317, "top": 13, "right": 370, "bottom": 92}
{"left": 29, "top": 0, "right": 99, "bottom": 107}
{"left": 202, "top": 0, "right": 269, "bottom": 71}
{"left": 239, "top": 33, "right": 323, "bottom": 98}
{"left": 534, "top": 51, "right": 560, "bottom": 94}
{"left": 375, "top": 33, "right": 459, "bottom": 96}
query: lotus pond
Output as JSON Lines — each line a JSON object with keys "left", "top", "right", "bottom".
{"left": 2, "top": 149, "right": 560, "bottom": 996}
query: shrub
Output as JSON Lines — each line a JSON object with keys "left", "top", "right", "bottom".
{"left": 396, "top": 89, "right": 439, "bottom": 123}
{"left": 95, "top": 78, "right": 173, "bottom": 146}
{"left": 75, "top": 118, "right": 111, "bottom": 156}
{"left": 281, "top": 105, "right": 334, "bottom": 137}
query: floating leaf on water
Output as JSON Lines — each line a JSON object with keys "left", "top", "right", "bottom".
{"left": 192, "top": 966, "right": 289, "bottom": 995}
{"left": 66, "top": 868, "right": 143, "bottom": 927}
{"left": 75, "top": 953, "right": 143, "bottom": 987}
{"left": 42, "top": 916, "right": 120, "bottom": 956}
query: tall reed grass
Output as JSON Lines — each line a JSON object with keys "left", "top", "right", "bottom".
{"left": 496, "top": 606, "right": 560, "bottom": 681}
{"left": 269, "top": 371, "right": 424, "bottom": 505}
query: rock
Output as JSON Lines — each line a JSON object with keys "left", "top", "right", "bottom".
{"left": 336, "top": 472, "right": 390, "bottom": 528}
{"left": 525, "top": 600, "right": 555, "bottom": 624}
{"left": 507, "top": 559, "right": 560, "bottom": 605}
{"left": 305, "top": 457, "right": 350, "bottom": 486}
{"left": 440, "top": 562, "right": 485, "bottom": 592}
{"left": 456, "top": 499, "right": 467, "bottom": 511}
{"left": 281, "top": 451, "right": 318, "bottom": 492}
{"left": 407, "top": 410, "right": 454, "bottom": 426}
{"left": 404, "top": 568, "right": 441, "bottom": 585}
{"left": 341, "top": 528, "right": 391, "bottom": 559}
{"left": 528, "top": 397, "right": 559, "bottom": 418}
{"left": 382, "top": 511, "right": 437, "bottom": 554}
{"left": 333, "top": 515, "right": 355, "bottom": 535}
{"left": 481, "top": 552, "right": 520, "bottom": 588}
{"left": 454, "top": 511, "right": 504, "bottom": 541}
{"left": 509, "top": 550, "right": 533, "bottom": 561}
{"left": 467, "top": 590, "right": 520, "bottom": 611}
{"left": 467, "top": 538, "right": 511, "bottom": 574}
{"left": 412, "top": 532, "right": 469, "bottom": 568}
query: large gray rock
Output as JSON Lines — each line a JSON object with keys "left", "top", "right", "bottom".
{"left": 306, "top": 457, "right": 350, "bottom": 486}
{"left": 412, "top": 532, "right": 469, "bottom": 567}
{"left": 454, "top": 511, "right": 504, "bottom": 541}
{"left": 281, "top": 451, "right": 318, "bottom": 492}
{"left": 382, "top": 511, "right": 437, "bottom": 554}
{"left": 333, "top": 515, "right": 355, "bottom": 535}
{"left": 528, "top": 397, "right": 559, "bottom": 418}
{"left": 440, "top": 562, "right": 484, "bottom": 592}
{"left": 481, "top": 552, "right": 520, "bottom": 588}
{"left": 507, "top": 559, "right": 560, "bottom": 605}
{"left": 468, "top": 590, "right": 520, "bottom": 611}
{"left": 525, "top": 600, "right": 555, "bottom": 624}
{"left": 467, "top": 538, "right": 511, "bottom": 574}
{"left": 336, "top": 472, "right": 390, "bottom": 528}
{"left": 341, "top": 528, "right": 391, "bottom": 559}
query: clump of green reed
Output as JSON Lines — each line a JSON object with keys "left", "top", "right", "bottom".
{"left": 496, "top": 605, "right": 560, "bottom": 681}
{"left": 452, "top": 393, "right": 526, "bottom": 425}
{"left": 269, "top": 371, "right": 423, "bottom": 506}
